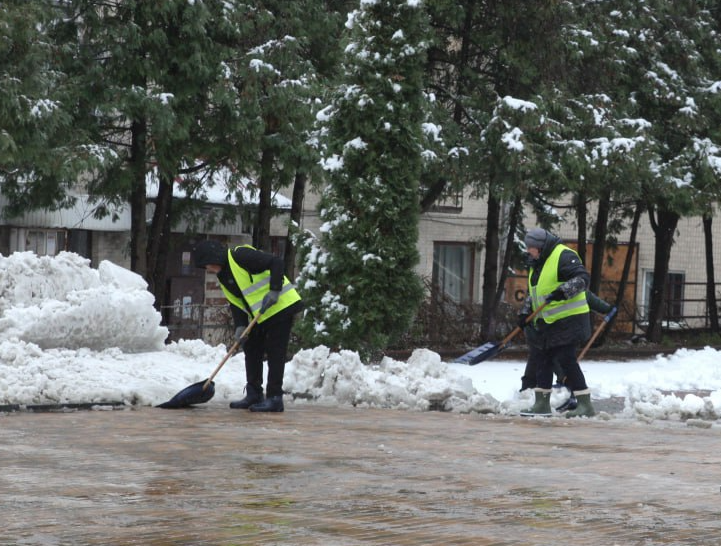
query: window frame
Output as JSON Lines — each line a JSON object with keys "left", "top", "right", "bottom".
{"left": 642, "top": 269, "right": 685, "bottom": 323}
{"left": 10, "top": 228, "right": 67, "bottom": 257}
{"left": 432, "top": 241, "right": 475, "bottom": 303}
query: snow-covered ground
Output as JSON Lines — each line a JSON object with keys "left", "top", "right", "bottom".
{"left": 1, "top": 251, "right": 720, "bottom": 423}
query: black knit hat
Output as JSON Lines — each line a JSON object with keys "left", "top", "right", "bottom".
{"left": 193, "top": 240, "right": 227, "bottom": 268}
{"left": 524, "top": 228, "right": 548, "bottom": 250}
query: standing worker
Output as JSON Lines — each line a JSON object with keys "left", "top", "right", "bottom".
{"left": 193, "top": 240, "right": 303, "bottom": 412}
{"left": 517, "top": 228, "right": 596, "bottom": 418}
{"left": 520, "top": 291, "right": 615, "bottom": 412}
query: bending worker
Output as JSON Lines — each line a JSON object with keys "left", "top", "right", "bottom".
{"left": 193, "top": 239, "right": 303, "bottom": 412}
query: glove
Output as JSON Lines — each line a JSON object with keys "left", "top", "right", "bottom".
{"left": 517, "top": 313, "right": 530, "bottom": 328}
{"left": 545, "top": 288, "right": 565, "bottom": 303}
{"left": 260, "top": 289, "right": 281, "bottom": 313}
{"left": 605, "top": 306, "right": 618, "bottom": 321}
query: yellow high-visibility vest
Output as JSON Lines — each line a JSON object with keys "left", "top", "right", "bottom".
{"left": 219, "top": 245, "right": 301, "bottom": 322}
{"left": 528, "top": 244, "right": 589, "bottom": 324}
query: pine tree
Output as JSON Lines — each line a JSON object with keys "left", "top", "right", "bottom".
{"left": 236, "top": 0, "right": 341, "bottom": 251}
{"left": 612, "top": 0, "right": 718, "bottom": 340}
{"left": 295, "top": 0, "right": 430, "bottom": 358}
{"left": 0, "top": 0, "right": 116, "bottom": 214}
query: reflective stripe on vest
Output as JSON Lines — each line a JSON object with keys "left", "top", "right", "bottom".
{"left": 528, "top": 244, "right": 589, "bottom": 324}
{"left": 219, "top": 245, "right": 301, "bottom": 323}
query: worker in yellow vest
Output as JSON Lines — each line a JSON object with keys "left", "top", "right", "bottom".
{"left": 517, "top": 228, "right": 595, "bottom": 418}
{"left": 194, "top": 239, "right": 303, "bottom": 412}
{"left": 520, "top": 290, "right": 615, "bottom": 411}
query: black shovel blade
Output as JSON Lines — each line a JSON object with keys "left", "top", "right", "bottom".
{"left": 156, "top": 380, "right": 215, "bottom": 409}
{"left": 454, "top": 342, "right": 503, "bottom": 365}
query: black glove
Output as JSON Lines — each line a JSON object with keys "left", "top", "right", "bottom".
{"left": 545, "top": 288, "right": 565, "bottom": 303}
{"left": 260, "top": 289, "right": 281, "bottom": 313}
{"left": 517, "top": 313, "right": 530, "bottom": 328}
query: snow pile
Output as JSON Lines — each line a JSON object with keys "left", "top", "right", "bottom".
{"left": 0, "top": 252, "right": 167, "bottom": 352}
{"left": 0, "top": 250, "right": 720, "bottom": 425}
{"left": 285, "top": 346, "right": 498, "bottom": 412}
{"left": 0, "top": 337, "right": 247, "bottom": 407}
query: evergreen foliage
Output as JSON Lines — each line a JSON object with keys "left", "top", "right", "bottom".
{"left": 0, "top": 0, "right": 116, "bottom": 214}
{"left": 2, "top": 0, "right": 721, "bottom": 346}
{"left": 295, "top": 0, "right": 430, "bottom": 357}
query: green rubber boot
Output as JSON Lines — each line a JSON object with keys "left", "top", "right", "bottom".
{"left": 565, "top": 391, "right": 595, "bottom": 418}
{"left": 520, "top": 389, "right": 552, "bottom": 416}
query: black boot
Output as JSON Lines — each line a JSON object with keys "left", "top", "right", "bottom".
{"left": 229, "top": 384, "right": 264, "bottom": 409}
{"left": 555, "top": 394, "right": 578, "bottom": 412}
{"left": 249, "top": 394, "right": 284, "bottom": 413}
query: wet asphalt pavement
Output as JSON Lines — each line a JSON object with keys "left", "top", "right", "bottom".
{"left": 1, "top": 402, "right": 720, "bottom": 545}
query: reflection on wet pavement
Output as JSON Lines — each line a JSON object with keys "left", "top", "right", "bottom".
{"left": 1, "top": 404, "right": 720, "bottom": 545}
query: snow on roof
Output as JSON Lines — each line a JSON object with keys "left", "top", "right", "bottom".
{"left": 145, "top": 164, "right": 292, "bottom": 209}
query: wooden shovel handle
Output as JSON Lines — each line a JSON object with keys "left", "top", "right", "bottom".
{"left": 578, "top": 308, "right": 617, "bottom": 361}
{"left": 499, "top": 301, "right": 550, "bottom": 348}
{"left": 202, "top": 313, "right": 262, "bottom": 391}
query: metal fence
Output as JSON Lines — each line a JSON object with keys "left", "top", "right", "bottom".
{"left": 160, "top": 282, "right": 721, "bottom": 350}
{"left": 160, "top": 303, "right": 233, "bottom": 345}
{"left": 636, "top": 280, "right": 721, "bottom": 331}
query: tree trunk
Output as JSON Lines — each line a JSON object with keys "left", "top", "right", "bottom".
{"left": 589, "top": 188, "right": 610, "bottom": 294}
{"left": 493, "top": 195, "right": 522, "bottom": 308}
{"left": 129, "top": 119, "right": 148, "bottom": 276}
{"left": 614, "top": 201, "right": 642, "bottom": 310}
{"left": 575, "top": 191, "right": 586, "bottom": 264}
{"left": 147, "top": 170, "right": 174, "bottom": 311}
{"left": 284, "top": 171, "right": 306, "bottom": 279}
{"left": 703, "top": 214, "right": 719, "bottom": 333}
{"left": 599, "top": 201, "right": 642, "bottom": 345}
{"left": 255, "top": 145, "right": 274, "bottom": 251}
{"left": 480, "top": 188, "right": 501, "bottom": 337}
{"left": 645, "top": 206, "right": 679, "bottom": 343}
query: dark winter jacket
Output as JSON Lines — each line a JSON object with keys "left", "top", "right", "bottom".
{"left": 522, "top": 233, "right": 591, "bottom": 349}
{"left": 587, "top": 291, "right": 612, "bottom": 315}
{"left": 215, "top": 246, "right": 303, "bottom": 328}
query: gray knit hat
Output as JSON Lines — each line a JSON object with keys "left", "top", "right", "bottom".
{"left": 524, "top": 228, "right": 548, "bottom": 250}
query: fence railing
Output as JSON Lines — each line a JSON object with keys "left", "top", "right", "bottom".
{"left": 160, "top": 304, "right": 232, "bottom": 345}
{"left": 160, "top": 282, "right": 721, "bottom": 349}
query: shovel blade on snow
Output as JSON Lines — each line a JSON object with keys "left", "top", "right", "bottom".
{"left": 454, "top": 342, "right": 505, "bottom": 365}
{"left": 156, "top": 380, "right": 215, "bottom": 409}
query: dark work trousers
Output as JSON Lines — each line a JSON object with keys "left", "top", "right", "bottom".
{"left": 521, "top": 327, "right": 566, "bottom": 390}
{"left": 242, "top": 313, "right": 294, "bottom": 397}
{"left": 536, "top": 343, "right": 589, "bottom": 391}
{"left": 521, "top": 344, "right": 566, "bottom": 390}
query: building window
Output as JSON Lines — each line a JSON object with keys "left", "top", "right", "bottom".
{"left": 429, "top": 187, "right": 463, "bottom": 213}
{"left": 10, "top": 228, "right": 66, "bottom": 256}
{"left": 432, "top": 242, "right": 474, "bottom": 303}
{"left": 643, "top": 270, "right": 684, "bottom": 322}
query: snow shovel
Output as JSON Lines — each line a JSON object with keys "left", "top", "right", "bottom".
{"left": 578, "top": 306, "right": 617, "bottom": 361}
{"left": 156, "top": 314, "right": 261, "bottom": 409}
{"left": 454, "top": 301, "right": 550, "bottom": 365}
